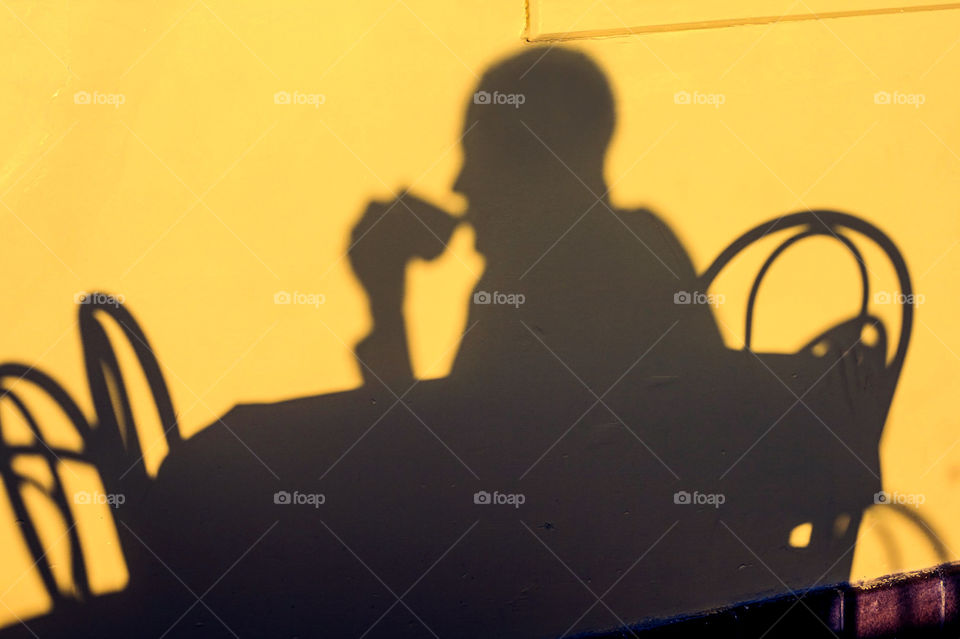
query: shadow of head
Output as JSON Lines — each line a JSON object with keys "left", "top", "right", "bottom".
{"left": 454, "top": 48, "right": 616, "bottom": 256}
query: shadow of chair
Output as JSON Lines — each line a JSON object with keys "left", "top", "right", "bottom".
{"left": 0, "top": 210, "right": 926, "bottom": 639}
{"left": 694, "top": 210, "right": 914, "bottom": 590}
{"left": 0, "top": 295, "right": 182, "bottom": 636}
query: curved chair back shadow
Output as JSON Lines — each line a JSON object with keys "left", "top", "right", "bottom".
{"left": 0, "top": 293, "right": 179, "bottom": 614}
{"left": 700, "top": 210, "right": 913, "bottom": 379}
{"left": 0, "top": 365, "right": 92, "bottom": 605}
{"left": 699, "top": 210, "right": 914, "bottom": 581}
{"left": 78, "top": 296, "right": 181, "bottom": 494}
{"left": 881, "top": 502, "right": 952, "bottom": 565}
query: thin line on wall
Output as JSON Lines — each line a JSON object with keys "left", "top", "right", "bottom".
{"left": 524, "top": 1, "right": 960, "bottom": 41}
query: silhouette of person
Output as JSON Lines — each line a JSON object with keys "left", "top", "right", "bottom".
{"left": 349, "top": 48, "right": 722, "bottom": 393}
{"left": 95, "top": 48, "right": 733, "bottom": 639}
{"left": 10, "top": 46, "right": 906, "bottom": 639}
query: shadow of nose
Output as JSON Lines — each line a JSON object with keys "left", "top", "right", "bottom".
{"left": 452, "top": 166, "right": 469, "bottom": 198}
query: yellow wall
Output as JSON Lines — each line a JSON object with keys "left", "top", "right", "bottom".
{"left": 2, "top": 0, "right": 960, "bottom": 627}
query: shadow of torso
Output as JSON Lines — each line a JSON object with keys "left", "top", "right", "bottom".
{"left": 119, "top": 208, "right": 880, "bottom": 638}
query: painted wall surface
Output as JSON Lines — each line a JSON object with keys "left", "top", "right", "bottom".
{"left": 1, "top": 0, "right": 959, "bottom": 631}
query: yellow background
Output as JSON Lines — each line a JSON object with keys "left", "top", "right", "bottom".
{"left": 2, "top": 0, "right": 959, "bottom": 627}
